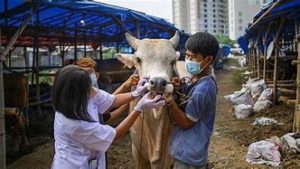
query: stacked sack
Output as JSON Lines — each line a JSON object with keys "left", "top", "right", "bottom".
{"left": 224, "top": 78, "right": 274, "bottom": 119}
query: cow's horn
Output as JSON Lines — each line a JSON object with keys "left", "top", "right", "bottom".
{"left": 169, "top": 31, "right": 180, "bottom": 49}
{"left": 125, "top": 33, "right": 140, "bottom": 50}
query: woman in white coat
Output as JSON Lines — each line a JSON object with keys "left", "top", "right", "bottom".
{"left": 51, "top": 65, "right": 165, "bottom": 169}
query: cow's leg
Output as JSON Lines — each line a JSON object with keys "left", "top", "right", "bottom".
{"left": 18, "top": 111, "right": 29, "bottom": 145}
{"left": 11, "top": 119, "right": 21, "bottom": 152}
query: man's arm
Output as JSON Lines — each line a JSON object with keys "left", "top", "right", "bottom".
{"left": 168, "top": 100, "right": 195, "bottom": 130}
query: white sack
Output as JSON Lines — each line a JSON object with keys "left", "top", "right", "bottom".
{"left": 234, "top": 104, "right": 253, "bottom": 119}
{"left": 253, "top": 100, "right": 272, "bottom": 113}
{"left": 246, "top": 140, "right": 281, "bottom": 167}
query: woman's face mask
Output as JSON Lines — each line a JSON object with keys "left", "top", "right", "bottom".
{"left": 90, "top": 72, "right": 98, "bottom": 88}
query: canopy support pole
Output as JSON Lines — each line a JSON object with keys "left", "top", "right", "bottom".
{"left": 273, "top": 18, "right": 285, "bottom": 104}
{"left": 34, "top": 2, "right": 42, "bottom": 115}
{"left": 263, "top": 23, "right": 272, "bottom": 81}
{"left": 99, "top": 42, "right": 103, "bottom": 60}
{"left": 0, "top": 27, "right": 7, "bottom": 169}
{"left": 0, "top": 14, "right": 32, "bottom": 60}
{"left": 254, "top": 34, "right": 261, "bottom": 78}
{"left": 294, "top": 19, "right": 300, "bottom": 132}
{"left": 74, "top": 26, "right": 78, "bottom": 61}
{"left": 112, "top": 16, "right": 134, "bottom": 36}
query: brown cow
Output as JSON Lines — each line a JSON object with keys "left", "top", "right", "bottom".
{"left": 3, "top": 66, "right": 29, "bottom": 152}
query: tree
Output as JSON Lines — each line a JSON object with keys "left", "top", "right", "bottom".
{"left": 215, "top": 34, "right": 235, "bottom": 47}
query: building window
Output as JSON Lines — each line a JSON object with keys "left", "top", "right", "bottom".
{"left": 213, "top": 20, "right": 216, "bottom": 23}
{"left": 213, "top": 14, "right": 216, "bottom": 18}
{"left": 213, "top": 0, "right": 215, "bottom": 2}
{"left": 214, "top": 30, "right": 216, "bottom": 33}
{"left": 238, "top": 12, "right": 242, "bottom": 16}
{"left": 204, "top": 14, "right": 207, "bottom": 17}
{"left": 205, "top": 30, "right": 208, "bottom": 32}
{"left": 204, "top": 4, "right": 207, "bottom": 7}
{"left": 204, "top": 19, "right": 207, "bottom": 22}
{"left": 239, "top": 19, "right": 242, "bottom": 23}
{"left": 239, "top": 26, "right": 243, "bottom": 31}
{"left": 213, "top": 9, "right": 215, "bottom": 12}
{"left": 205, "top": 25, "right": 208, "bottom": 28}
{"left": 213, "top": 25, "right": 216, "bottom": 28}
{"left": 213, "top": 4, "right": 215, "bottom": 7}
{"left": 204, "top": 9, "right": 207, "bottom": 12}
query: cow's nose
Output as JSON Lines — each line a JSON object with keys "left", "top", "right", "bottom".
{"left": 149, "top": 77, "right": 168, "bottom": 92}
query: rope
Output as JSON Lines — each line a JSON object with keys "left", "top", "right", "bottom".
{"left": 137, "top": 111, "right": 145, "bottom": 168}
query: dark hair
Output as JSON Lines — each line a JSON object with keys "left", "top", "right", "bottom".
{"left": 185, "top": 32, "right": 219, "bottom": 60}
{"left": 52, "top": 65, "right": 93, "bottom": 121}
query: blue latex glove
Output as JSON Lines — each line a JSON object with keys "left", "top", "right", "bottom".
{"left": 134, "top": 92, "right": 166, "bottom": 112}
{"left": 131, "top": 77, "right": 149, "bottom": 98}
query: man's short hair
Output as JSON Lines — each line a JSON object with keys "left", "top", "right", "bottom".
{"left": 185, "top": 32, "right": 219, "bottom": 60}
{"left": 75, "top": 57, "right": 97, "bottom": 69}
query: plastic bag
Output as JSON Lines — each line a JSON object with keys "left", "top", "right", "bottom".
{"left": 234, "top": 104, "right": 253, "bottom": 119}
{"left": 252, "top": 117, "right": 279, "bottom": 126}
{"left": 257, "top": 88, "right": 273, "bottom": 101}
{"left": 229, "top": 92, "right": 254, "bottom": 106}
{"left": 253, "top": 100, "right": 272, "bottom": 113}
{"left": 246, "top": 140, "right": 281, "bottom": 167}
{"left": 281, "top": 133, "right": 300, "bottom": 154}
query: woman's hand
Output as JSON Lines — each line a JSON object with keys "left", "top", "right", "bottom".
{"left": 134, "top": 92, "right": 166, "bottom": 112}
{"left": 131, "top": 77, "right": 149, "bottom": 98}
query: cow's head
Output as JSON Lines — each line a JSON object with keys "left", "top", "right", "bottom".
{"left": 116, "top": 31, "right": 180, "bottom": 94}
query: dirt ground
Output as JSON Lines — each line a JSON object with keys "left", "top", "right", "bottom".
{"left": 7, "top": 61, "right": 300, "bottom": 169}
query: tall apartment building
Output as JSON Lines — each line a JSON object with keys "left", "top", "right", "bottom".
{"left": 228, "top": 0, "right": 272, "bottom": 40}
{"left": 172, "top": 0, "right": 228, "bottom": 35}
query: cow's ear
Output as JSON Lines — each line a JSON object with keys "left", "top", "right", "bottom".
{"left": 176, "top": 51, "right": 180, "bottom": 60}
{"left": 115, "top": 53, "right": 135, "bottom": 69}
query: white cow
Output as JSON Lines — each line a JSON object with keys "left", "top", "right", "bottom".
{"left": 116, "top": 32, "right": 180, "bottom": 169}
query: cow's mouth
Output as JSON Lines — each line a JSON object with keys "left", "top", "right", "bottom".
{"left": 145, "top": 82, "right": 174, "bottom": 95}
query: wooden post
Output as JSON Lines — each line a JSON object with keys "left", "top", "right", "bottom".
{"left": 273, "top": 19, "right": 285, "bottom": 104}
{"left": 294, "top": 22, "right": 300, "bottom": 132}
{"left": 252, "top": 46, "right": 257, "bottom": 77}
{"left": 255, "top": 34, "right": 261, "bottom": 78}
{"left": 263, "top": 23, "right": 272, "bottom": 80}
{"left": 0, "top": 27, "right": 6, "bottom": 169}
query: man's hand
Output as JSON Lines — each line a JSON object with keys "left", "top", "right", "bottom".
{"left": 171, "top": 77, "right": 181, "bottom": 90}
{"left": 124, "top": 74, "right": 139, "bottom": 88}
{"left": 131, "top": 77, "right": 149, "bottom": 98}
{"left": 162, "top": 93, "right": 175, "bottom": 106}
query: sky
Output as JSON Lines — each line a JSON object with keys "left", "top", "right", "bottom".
{"left": 95, "top": 0, "right": 173, "bottom": 23}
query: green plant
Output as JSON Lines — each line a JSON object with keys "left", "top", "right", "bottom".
{"left": 215, "top": 34, "right": 235, "bottom": 47}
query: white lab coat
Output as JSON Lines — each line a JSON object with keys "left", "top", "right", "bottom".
{"left": 51, "top": 89, "right": 116, "bottom": 169}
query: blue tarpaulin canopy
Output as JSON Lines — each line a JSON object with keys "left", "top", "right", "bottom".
{"left": 238, "top": 0, "right": 300, "bottom": 54}
{"left": 0, "top": 0, "right": 189, "bottom": 48}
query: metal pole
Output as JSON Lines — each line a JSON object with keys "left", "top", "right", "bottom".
{"left": 0, "top": 26, "right": 7, "bottom": 169}
{"left": 34, "top": 1, "right": 41, "bottom": 115}
{"left": 99, "top": 42, "right": 103, "bottom": 60}
{"left": 74, "top": 25, "right": 78, "bottom": 61}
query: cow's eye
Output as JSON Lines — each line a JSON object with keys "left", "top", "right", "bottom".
{"left": 136, "top": 57, "right": 142, "bottom": 64}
